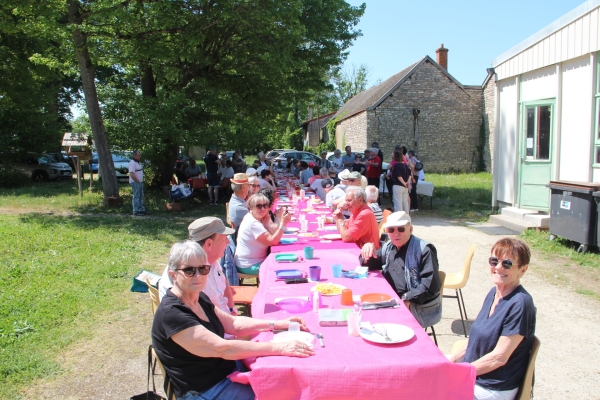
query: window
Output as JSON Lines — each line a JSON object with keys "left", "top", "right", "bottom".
{"left": 525, "top": 105, "right": 551, "bottom": 160}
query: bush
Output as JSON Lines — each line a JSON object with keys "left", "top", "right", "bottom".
{"left": 0, "top": 167, "right": 28, "bottom": 188}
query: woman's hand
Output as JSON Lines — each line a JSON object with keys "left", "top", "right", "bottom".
{"left": 281, "top": 211, "right": 292, "bottom": 225}
{"left": 277, "top": 340, "right": 315, "bottom": 357}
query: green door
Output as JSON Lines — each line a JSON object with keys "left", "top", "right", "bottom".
{"left": 518, "top": 101, "right": 555, "bottom": 210}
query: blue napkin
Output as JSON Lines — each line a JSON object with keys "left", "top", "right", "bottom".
{"left": 279, "top": 238, "right": 299, "bottom": 245}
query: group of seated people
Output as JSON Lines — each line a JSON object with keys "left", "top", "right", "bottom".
{"left": 153, "top": 157, "right": 536, "bottom": 400}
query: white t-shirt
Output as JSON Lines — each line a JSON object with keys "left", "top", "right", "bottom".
{"left": 223, "top": 167, "right": 234, "bottom": 179}
{"left": 326, "top": 184, "right": 347, "bottom": 209}
{"left": 158, "top": 260, "right": 230, "bottom": 314}
{"left": 235, "top": 213, "right": 269, "bottom": 268}
{"left": 128, "top": 159, "right": 143, "bottom": 183}
{"left": 331, "top": 156, "right": 344, "bottom": 173}
{"left": 310, "top": 178, "right": 327, "bottom": 201}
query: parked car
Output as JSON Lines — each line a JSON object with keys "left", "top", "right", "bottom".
{"left": 10, "top": 153, "right": 73, "bottom": 182}
{"left": 266, "top": 149, "right": 295, "bottom": 162}
{"left": 272, "top": 151, "right": 320, "bottom": 167}
{"left": 326, "top": 151, "right": 389, "bottom": 170}
{"left": 47, "top": 151, "right": 78, "bottom": 173}
{"left": 98, "top": 152, "right": 132, "bottom": 182}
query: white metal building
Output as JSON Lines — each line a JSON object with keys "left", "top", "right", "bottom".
{"left": 491, "top": 0, "right": 600, "bottom": 211}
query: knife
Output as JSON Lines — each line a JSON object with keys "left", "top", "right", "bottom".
{"left": 362, "top": 303, "right": 398, "bottom": 310}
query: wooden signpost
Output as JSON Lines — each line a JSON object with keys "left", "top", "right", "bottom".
{"left": 62, "top": 132, "right": 93, "bottom": 197}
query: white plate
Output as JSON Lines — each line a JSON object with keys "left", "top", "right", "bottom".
{"left": 271, "top": 331, "right": 314, "bottom": 346}
{"left": 359, "top": 323, "right": 414, "bottom": 344}
{"left": 321, "top": 233, "right": 342, "bottom": 240}
{"left": 284, "top": 227, "right": 299, "bottom": 233}
{"left": 310, "top": 283, "right": 346, "bottom": 296}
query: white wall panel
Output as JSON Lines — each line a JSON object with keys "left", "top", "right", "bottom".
{"left": 593, "top": 168, "right": 600, "bottom": 182}
{"left": 520, "top": 66, "right": 557, "bottom": 101}
{"left": 496, "top": 79, "right": 519, "bottom": 204}
{"left": 559, "top": 56, "right": 593, "bottom": 181}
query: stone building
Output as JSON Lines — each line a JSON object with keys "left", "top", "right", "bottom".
{"left": 301, "top": 110, "right": 336, "bottom": 149}
{"left": 331, "top": 45, "right": 495, "bottom": 173}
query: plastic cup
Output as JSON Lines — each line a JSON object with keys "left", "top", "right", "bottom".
{"left": 347, "top": 311, "right": 361, "bottom": 336}
{"left": 340, "top": 288, "right": 354, "bottom": 306}
{"left": 332, "top": 264, "right": 343, "bottom": 278}
{"left": 300, "top": 219, "right": 308, "bottom": 232}
{"left": 288, "top": 321, "right": 300, "bottom": 332}
{"left": 304, "top": 246, "right": 314, "bottom": 260}
{"left": 308, "top": 265, "right": 321, "bottom": 281}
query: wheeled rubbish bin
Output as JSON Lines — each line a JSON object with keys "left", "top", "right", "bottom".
{"left": 546, "top": 181, "right": 600, "bottom": 253}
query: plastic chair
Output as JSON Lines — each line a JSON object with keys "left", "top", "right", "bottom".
{"left": 151, "top": 347, "right": 176, "bottom": 400}
{"left": 443, "top": 244, "right": 476, "bottom": 337}
{"left": 426, "top": 270, "right": 446, "bottom": 346}
{"left": 515, "top": 336, "right": 541, "bottom": 400}
{"left": 231, "top": 285, "right": 259, "bottom": 316}
{"left": 145, "top": 276, "right": 161, "bottom": 315}
{"left": 225, "top": 202, "right": 235, "bottom": 229}
{"left": 451, "top": 339, "right": 469, "bottom": 355}
{"left": 378, "top": 209, "right": 393, "bottom": 234}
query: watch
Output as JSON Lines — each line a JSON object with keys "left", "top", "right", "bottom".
{"left": 269, "top": 320, "right": 275, "bottom": 332}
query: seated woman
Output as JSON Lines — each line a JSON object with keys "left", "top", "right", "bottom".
{"left": 259, "top": 169, "right": 275, "bottom": 190}
{"left": 234, "top": 193, "right": 291, "bottom": 275}
{"left": 449, "top": 238, "right": 536, "bottom": 400}
{"left": 153, "top": 241, "right": 314, "bottom": 400}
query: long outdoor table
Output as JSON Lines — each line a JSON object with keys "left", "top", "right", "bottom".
{"left": 240, "top": 246, "right": 476, "bottom": 399}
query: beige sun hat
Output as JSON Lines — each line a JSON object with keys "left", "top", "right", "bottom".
{"left": 189, "top": 217, "right": 235, "bottom": 241}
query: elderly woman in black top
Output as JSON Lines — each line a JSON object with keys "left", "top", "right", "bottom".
{"left": 152, "top": 241, "right": 314, "bottom": 400}
{"left": 450, "top": 238, "right": 536, "bottom": 400}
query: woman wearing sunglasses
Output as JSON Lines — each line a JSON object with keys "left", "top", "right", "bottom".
{"left": 449, "top": 238, "right": 536, "bottom": 400}
{"left": 153, "top": 240, "right": 313, "bottom": 400}
{"left": 234, "top": 193, "right": 291, "bottom": 275}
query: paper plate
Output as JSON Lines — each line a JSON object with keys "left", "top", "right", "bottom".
{"left": 359, "top": 323, "right": 414, "bottom": 344}
{"left": 321, "top": 233, "right": 342, "bottom": 240}
{"left": 271, "top": 331, "right": 314, "bottom": 346}
{"left": 277, "top": 298, "right": 312, "bottom": 314}
{"left": 360, "top": 293, "right": 392, "bottom": 303}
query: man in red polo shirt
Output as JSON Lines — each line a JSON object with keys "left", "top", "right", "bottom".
{"left": 364, "top": 147, "right": 381, "bottom": 194}
{"left": 333, "top": 186, "right": 380, "bottom": 250}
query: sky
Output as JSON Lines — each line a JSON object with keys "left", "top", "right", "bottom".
{"left": 344, "top": 0, "right": 585, "bottom": 86}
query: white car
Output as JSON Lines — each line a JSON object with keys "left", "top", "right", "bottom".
{"left": 98, "top": 152, "right": 132, "bottom": 182}
{"left": 326, "top": 151, "right": 389, "bottom": 170}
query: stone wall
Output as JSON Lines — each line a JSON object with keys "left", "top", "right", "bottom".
{"left": 303, "top": 113, "right": 335, "bottom": 149}
{"left": 482, "top": 73, "right": 496, "bottom": 173}
{"left": 368, "top": 61, "right": 484, "bottom": 173}
{"left": 335, "top": 111, "right": 367, "bottom": 152}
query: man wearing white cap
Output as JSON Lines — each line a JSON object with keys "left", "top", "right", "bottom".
{"left": 159, "top": 217, "right": 238, "bottom": 315}
{"left": 360, "top": 211, "right": 442, "bottom": 329}
{"left": 326, "top": 169, "right": 362, "bottom": 215}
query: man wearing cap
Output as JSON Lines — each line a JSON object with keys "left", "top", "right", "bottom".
{"left": 331, "top": 149, "right": 344, "bottom": 173}
{"left": 318, "top": 151, "right": 331, "bottom": 169}
{"left": 204, "top": 146, "right": 221, "bottom": 205}
{"left": 333, "top": 187, "right": 380, "bottom": 250}
{"left": 228, "top": 173, "right": 250, "bottom": 231}
{"left": 342, "top": 146, "right": 354, "bottom": 168}
{"left": 159, "top": 217, "right": 238, "bottom": 315}
{"left": 360, "top": 211, "right": 442, "bottom": 329}
{"left": 129, "top": 150, "right": 148, "bottom": 216}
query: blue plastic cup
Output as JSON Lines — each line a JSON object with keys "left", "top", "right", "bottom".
{"left": 304, "top": 246, "right": 314, "bottom": 259}
{"left": 332, "top": 264, "right": 343, "bottom": 278}
{"left": 309, "top": 266, "right": 321, "bottom": 281}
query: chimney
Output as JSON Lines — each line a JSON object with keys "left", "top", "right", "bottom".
{"left": 308, "top": 106, "right": 314, "bottom": 120}
{"left": 436, "top": 44, "right": 448, "bottom": 70}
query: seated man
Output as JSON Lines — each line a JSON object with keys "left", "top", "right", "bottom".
{"left": 360, "top": 212, "right": 442, "bottom": 328}
{"left": 159, "top": 217, "right": 238, "bottom": 315}
{"left": 333, "top": 187, "right": 380, "bottom": 251}
{"left": 310, "top": 168, "right": 332, "bottom": 201}
{"left": 365, "top": 185, "right": 383, "bottom": 224}
{"left": 185, "top": 159, "right": 202, "bottom": 179}
{"left": 327, "top": 170, "right": 363, "bottom": 217}
{"left": 299, "top": 161, "right": 313, "bottom": 185}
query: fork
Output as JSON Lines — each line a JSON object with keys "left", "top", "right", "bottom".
{"left": 372, "top": 325, "right": 392, "bottom": 342}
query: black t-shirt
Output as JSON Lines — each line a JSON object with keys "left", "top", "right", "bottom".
{"left": 204, "top": 153, "right": 219, "bottom": 174}
{"left": 152, "top": 291, "right": 236, "bottom": 397}
{"left": 463, "top": 286, "right": 536, "bottom": 391}
{"left": 352, "top": 163, "right": 364, "bottom": 173}
{"left": 392, "top": 162, "right": 411, "bottom": 186}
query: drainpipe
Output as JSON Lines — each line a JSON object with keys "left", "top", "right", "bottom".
{"left": 412, "top": 108, "right": 420, "bottom": 154}
{"left": 492, "top": 72, "right": 499, "bottom": 210}
{"left": 554, "top": 62, "right": 563, "bottom": 181}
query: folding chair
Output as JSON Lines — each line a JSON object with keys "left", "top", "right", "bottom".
{"left": 515, "top": 336, "right": 541, "bottom": 400}
{"left": 443, "top": 244, "right": 476, "bottom": 337}
{"left": 145, "top": 276, "right": 161, "bottom": 315}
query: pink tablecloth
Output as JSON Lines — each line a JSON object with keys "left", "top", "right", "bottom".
{"left": 271, "top": 196, "right": 358, "bottom": 253}
{"left": 244, "top": 248, "right": 476, "bottom": 400}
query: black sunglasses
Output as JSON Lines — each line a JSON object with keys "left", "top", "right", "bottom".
{"left": 386, "top": 226, "right": 407, "bottom": 234}
{"left": 488, "top": 257, "right": 514, "bottom": 269}
{"left": 177, "top": 265, "right": 211, "bottom": 277}
{"left": 255, "top": 203, "right": 270, "bottom": 210}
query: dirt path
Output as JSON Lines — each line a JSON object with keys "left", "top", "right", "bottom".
{"left": 24, "top": 214, "right": 600, "bottom": 399}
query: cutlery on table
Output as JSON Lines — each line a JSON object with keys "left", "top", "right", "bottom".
{"left": 317, "top": 333, "right": 325, "bottom": 347}
{"left": 372, "top": 326, "right": 392, "bottom": 342}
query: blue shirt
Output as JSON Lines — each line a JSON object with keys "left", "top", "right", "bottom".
{"left": 463, "top": 285, "right": 536, "bottom": 391}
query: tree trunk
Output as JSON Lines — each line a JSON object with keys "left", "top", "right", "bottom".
{"left": 68, "top": 0, "right": 119, "bottom": 200}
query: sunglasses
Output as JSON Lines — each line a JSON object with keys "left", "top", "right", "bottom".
{"left": 251, "top": 184, "right": 261, "bottom": 188}
{"left": 177, "top": 265, "right": 211, "bottom": 277}
{"left": 255, "top": 203, "right": 270, "bottom": 210}
{"left": 488, "top": 257, "right": 514, "bottom": 269}
{"left": 386, "top": 226, "right": 407, "bottom": 234}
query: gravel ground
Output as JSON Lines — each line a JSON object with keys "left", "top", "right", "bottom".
{"left": 24, "top": 214, "right": 600, "bottom": 399}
